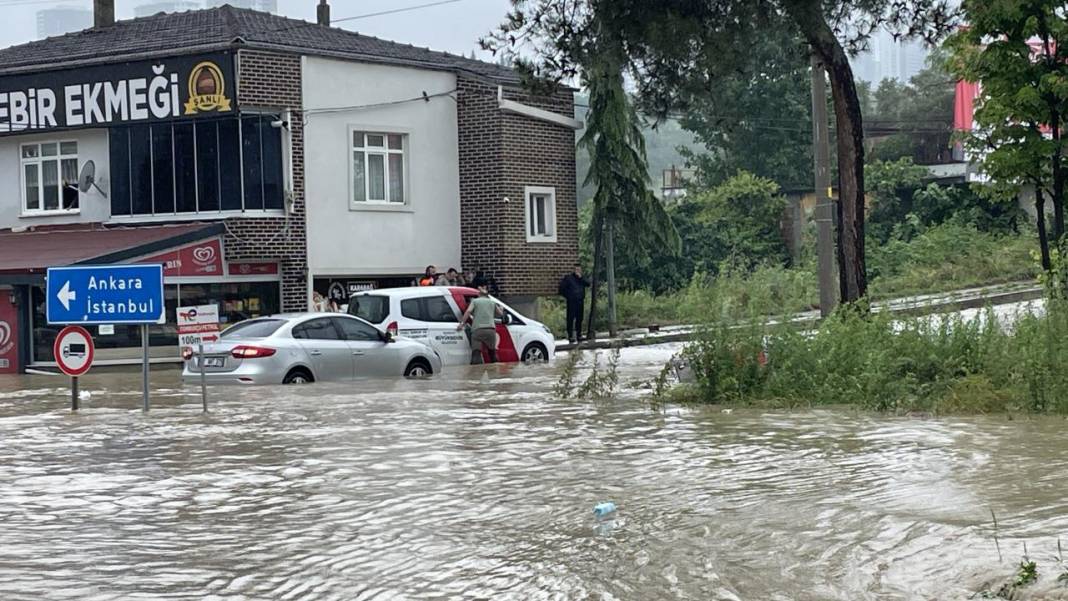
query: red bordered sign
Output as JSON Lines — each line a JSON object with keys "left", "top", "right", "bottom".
{"left": 54, "top": 326, "right": 95, "bottom": 377}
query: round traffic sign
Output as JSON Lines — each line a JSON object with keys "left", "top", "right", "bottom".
{"left": 54, "top": 326, "right": 94, "bottom": 377}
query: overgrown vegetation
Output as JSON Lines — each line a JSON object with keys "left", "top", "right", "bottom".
{"left": 674, "top": 297, "right": 1068, "bottom": 415}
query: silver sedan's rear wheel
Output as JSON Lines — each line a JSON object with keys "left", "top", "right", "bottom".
{"left": 283, "top": 368, "right": 313, "bottom": 384}
{"left": 405, "top": 359, "right": 432, "bottom": 378}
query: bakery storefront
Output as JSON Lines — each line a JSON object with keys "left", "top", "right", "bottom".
{"left": 0, "top": 224, "right": 283, "bottom": 372}
{"left": 0, "top": 51, "right": 295, "bottom": 374}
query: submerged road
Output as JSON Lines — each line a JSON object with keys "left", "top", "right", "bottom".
{"left": 0, "top": 329, "right": 1064, "bottom": 599}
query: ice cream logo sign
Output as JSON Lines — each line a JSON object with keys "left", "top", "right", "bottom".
{"left": 191, "top": 245, "right": 216, "bottom": 267}
{"left": 0, "top": 320, "right": 12, "bottom": 356}
{"left": 0, "top": 53, "right": 234, "bottom": 135}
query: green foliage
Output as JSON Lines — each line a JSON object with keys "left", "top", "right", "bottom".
{"left": 947, "top": 0, "right": 1068, "bottom": 220}
{"left": 676, "top": 20, "right": 813, "bottom": 191}
{"left": 681, "top": 300, "right": 1068, "bottom": 414}
{"left": 694, "top": 172, "right": 791, "bottom": 270}
{"left": 866, "top": 157, "right": 1024, "bottom": 244}
{"left": 868, "top": 222, "right": 1037, "bottom": 297}
{"left": 1037, "top": 237, "right": 1068, "bottom": 299}
{"left": 579, "top": 44, "right": 679, "bottom": 330}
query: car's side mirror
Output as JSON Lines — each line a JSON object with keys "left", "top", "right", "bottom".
{"left": 502, "top": 313, "right": 513, "bottom": 325}
{"left": 381, "top": 331, "right": 394, "bottom": 343}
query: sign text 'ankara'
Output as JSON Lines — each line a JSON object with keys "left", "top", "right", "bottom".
{"left": 47, "top": 265, "right": 165, "bottom": 325}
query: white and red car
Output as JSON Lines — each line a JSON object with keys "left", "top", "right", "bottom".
{"left": 345, "top": 287, "right": 556, "bottom": 365}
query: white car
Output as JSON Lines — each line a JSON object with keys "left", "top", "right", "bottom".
{"left": 345, "top": 286, "right": 556, "bottom": 365}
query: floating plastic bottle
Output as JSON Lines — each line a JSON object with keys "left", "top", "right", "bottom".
{"left": 593, "top": 502, "right": 616, "bottom": 518}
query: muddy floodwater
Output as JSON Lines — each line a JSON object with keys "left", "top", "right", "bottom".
{"left": 1, "top": 344, "right": 1067, "bottom": 600}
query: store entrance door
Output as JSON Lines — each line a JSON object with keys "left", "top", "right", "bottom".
{"left": 0, "top": 288, "right": 18, "bottom": 374}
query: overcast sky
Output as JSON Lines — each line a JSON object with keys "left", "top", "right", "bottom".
{"left": 0, "top": 0, "right": 514, "bottom": 59}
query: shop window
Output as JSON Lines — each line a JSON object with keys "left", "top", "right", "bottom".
{"left": 109, "top": 114, "right": 284, "bottom": 218}
{"left": 525, "top": 186, "right": 557, "bottom": 243}
{"left": 21, "top": 141, "right": 79, "bottom": 214}
{"left": 351, "top": 130, "right": 406, "bottom": 206}
{"left": 29, "top": 281, "right": 280, "bottom": 364}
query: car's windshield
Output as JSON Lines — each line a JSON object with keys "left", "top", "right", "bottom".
{"left": 221, "top": 319, "right": 286, "bottom": 339}
{"left": 348, "top": 295, "right": 390, "bottom": 324}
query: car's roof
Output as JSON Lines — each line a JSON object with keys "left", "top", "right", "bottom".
{"left": 355, "top": 286, "right": 477, "bottom": 298}
{"left": 245, "top": 312, "right": 374, "bottom": 323}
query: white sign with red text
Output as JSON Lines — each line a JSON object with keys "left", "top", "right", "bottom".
{"left": 177, "top": 304, "right": 221, "bottom": 353}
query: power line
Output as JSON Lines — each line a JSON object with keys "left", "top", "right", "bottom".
{"left": 334, "top": 0, "right": 465, "bottom": 23}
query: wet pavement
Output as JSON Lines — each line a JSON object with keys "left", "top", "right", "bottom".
{"left": 1, "top": 344, "right": 1067, "bottom": 600}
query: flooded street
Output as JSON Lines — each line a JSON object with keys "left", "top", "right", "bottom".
{"left": 1, "top": 345, "right": 1067, "bottom": 600}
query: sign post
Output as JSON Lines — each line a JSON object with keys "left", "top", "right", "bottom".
{"left": 47, "top": 265, "right": 165, "bottom": 412}
{"left": 177, "top": 304, "right": 219, "bottom": 412}
{"left": 53, "top": 325, "right": 95, "bottom": 411}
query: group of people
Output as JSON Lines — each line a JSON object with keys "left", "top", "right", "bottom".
{"left": 415, "top": 266, "right": 500, "bottom": 295}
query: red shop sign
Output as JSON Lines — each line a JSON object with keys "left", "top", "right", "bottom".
{"left": 227, "top": 262, "right": 279, "bottom": 276}
{"left": 141, "top": 239, "right": 224, "bottom": 278}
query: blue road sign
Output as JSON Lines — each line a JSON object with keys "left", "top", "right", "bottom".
{"left": 46, "top": 264, "right": 165, "bottom": 325}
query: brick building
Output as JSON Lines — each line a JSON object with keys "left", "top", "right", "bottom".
{"left": 0, "top": 4, "right": 578, "bottom": 373}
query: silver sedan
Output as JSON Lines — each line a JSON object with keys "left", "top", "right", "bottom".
{"left": 181, "top": 313, "right": 443, "bottom": 385}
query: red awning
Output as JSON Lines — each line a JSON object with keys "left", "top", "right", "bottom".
{"left": 0, "top": 223, "right": 223, "bottom": 274}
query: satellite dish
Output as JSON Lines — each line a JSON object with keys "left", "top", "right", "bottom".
{"left": 77, "top": 160, "right": 107, "bottom": 197}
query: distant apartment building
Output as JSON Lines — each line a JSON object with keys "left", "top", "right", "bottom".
{"left": 36, "top": 7, "right": 92, "bottom": 39}
{"left": 852, "top": 29, "right": 928, "bottom": 84}
{"left": 134, "top": 1, "right": 201, "bottom": 17}
{"left": 205, "top": 0, "right": 277, "bottom": 11}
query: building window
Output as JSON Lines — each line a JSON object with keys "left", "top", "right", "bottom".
{"left": 21, "top": 141, "right": 79, "bottom": 214}
{"left": 109, "top": 114, "right": 284, "bottom": 218}
{"left": 352, "top": 131, "right": 406, "bottom": 206}
{"left": 525, "top": 186, "right": 557, "bottom": 243}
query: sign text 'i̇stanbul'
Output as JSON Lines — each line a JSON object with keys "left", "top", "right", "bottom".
{"left": 0, "top": 52, "right": 234, "bottom": 135}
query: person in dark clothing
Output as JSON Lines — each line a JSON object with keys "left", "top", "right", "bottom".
{"left": 558, "top": 263, "right": 590, "bottom": 343}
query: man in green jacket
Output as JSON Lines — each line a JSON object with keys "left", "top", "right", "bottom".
{"left": 457, "top": 284, "right": 503, "bottom": 363}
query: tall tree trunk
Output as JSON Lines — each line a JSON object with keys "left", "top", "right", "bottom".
{"left": 1051, "top": 115, "right": 1065, "bottom": 242}
{"left": 1036, "top": 186, "right": 1052, "bottom": 271}
{"left": 605, "top": 211, "right": 619, "bottom": 337}
{"left": 784, "top": 0, "right": 867, "bottom": 303}
{"left": 587, "top": 214, "right": 604, "bottom": 341}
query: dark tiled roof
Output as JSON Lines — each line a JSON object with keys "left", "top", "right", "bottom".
{"left": 0, "top": 4, "right": 518, "bottom": 84}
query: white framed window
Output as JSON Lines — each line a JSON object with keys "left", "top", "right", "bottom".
{"left": 525, "top": 186, "right": 557, "bottom": 243}
{"left": 21, "top": 141, "right": 79, "bottom": 215}
{"left": 351, "top": 130, "right": 407, "bottom": 206}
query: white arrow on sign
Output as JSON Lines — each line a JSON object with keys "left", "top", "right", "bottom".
{"left": 57, "top": 281, "right": 76, "bottom": 310}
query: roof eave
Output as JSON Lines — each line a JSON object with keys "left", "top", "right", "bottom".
{"left": 0, "top": 40, "right": 242, "bottom": 77}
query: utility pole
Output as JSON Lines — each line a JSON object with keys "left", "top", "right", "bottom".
{"left": 605, "top": 213, "right": 618, "bottom": 337}
{"left": 810, "top": 54, "right": 838, "bottom": 317}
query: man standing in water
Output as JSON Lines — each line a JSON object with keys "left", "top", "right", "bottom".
{"left": 558, "top": 263, "right": 590, "bottom": 344}
{"left": 457, "top": 284, "right": 503, "bottom": 363}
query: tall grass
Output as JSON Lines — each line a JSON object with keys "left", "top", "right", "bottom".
{"left": 680, "top": 301, "right": 1068, "bottom": 414}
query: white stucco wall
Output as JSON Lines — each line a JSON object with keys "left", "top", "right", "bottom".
{"left": 302, "top": 56, "right": 461, "bottom": 277}
{"left": 0, "top": 128, "right": 110, "bottom": 229}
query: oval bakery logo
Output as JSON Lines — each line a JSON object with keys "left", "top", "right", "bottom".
{"left": 183, "top": 61, "right": 231, "bottom": 115}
